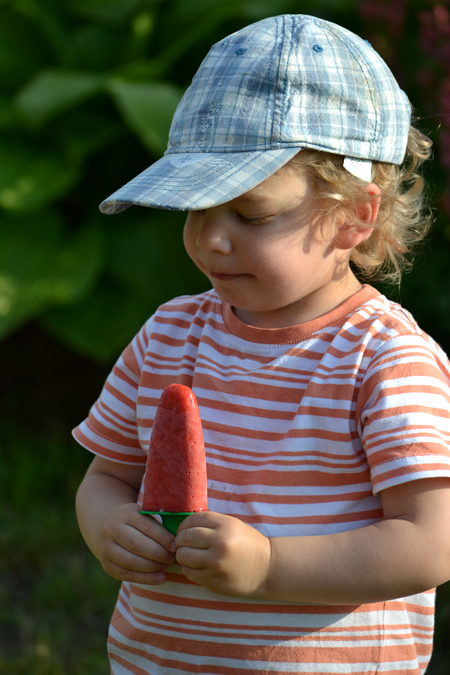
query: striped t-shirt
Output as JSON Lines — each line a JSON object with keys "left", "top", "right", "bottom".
{"left": 74, "top": 284, "right": 450, "bottom": 674}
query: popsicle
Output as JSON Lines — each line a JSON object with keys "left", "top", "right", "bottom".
{"left": 140, "top": 383, "right": 208, "bottom": 534}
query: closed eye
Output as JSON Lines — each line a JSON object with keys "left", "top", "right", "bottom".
{"left": 238, "top": 214, "right": 273, "bottom": 226}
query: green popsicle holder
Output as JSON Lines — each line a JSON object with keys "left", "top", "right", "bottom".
{"left": 140, "top": 510, "right": 193, "bottom": 535}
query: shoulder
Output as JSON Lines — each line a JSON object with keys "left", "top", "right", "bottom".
{"left": 351, "top": 290, "right": 450, "bottom": 386}
{"left": 350, "top": 289, "right": 441, "bottom": 350}
{"left": 146, "top": 289, "right": 222, "bottom": 334}
{"left": 154, "top": 289, "right": 221, "bottom": 321}
{"left": 349, "top": 290, "right": 422, "bottom": 338}
{"left": 135, "top": 289, "right": 223, "bottom": 349}
{"left": 116, "top": 289, "right": 222, "bottom": 377}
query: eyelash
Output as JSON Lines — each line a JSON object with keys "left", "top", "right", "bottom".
{"left": 238, "top": 214, "right": 271, "bottom": 226}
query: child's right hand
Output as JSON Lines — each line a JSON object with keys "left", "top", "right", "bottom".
{"left": 99, "top": 502, "right": 177, "bottom": 585}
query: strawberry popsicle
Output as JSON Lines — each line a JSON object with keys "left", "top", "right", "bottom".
{"left": 140, "top": 384, "right": 208, "bottom": 533}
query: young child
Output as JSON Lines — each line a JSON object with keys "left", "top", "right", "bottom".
{"left": 74, "top": 14, "right": 450, "bottom": 675}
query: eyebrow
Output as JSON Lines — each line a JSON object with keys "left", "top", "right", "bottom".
{"left": 236, "top": 190, "right": 271, "bottom": 205}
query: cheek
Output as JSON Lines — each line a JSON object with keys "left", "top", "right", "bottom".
{"left": 255, "top": 237, "right": 302, "bottom": 274}
{"left": 183, "top": 217, "right": 196, "bottom": 259}
{"left": 251, "top": 253, "right": 300, "bottom": 297}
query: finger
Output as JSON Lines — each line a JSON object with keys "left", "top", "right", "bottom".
{"left": 176, "top": 544, "right": 210, "bottom": 569}
{"left": 116, "top": 525, "right": 176, "bottom": 566}
{"left": 102, "top": 557, "right": 169, "bottom": 585}
{"left": 138, "top": 512, "right": 177, "bottom": 553}
{"left": 107, "top": 541, "right": 173, "bottom": 574}
{"left": 102, "top": 504, "right": 176, "bottom": 556}
{"left": 175, "top": 525, "right": 214, "bottom": 551}
{"left": 110, "top": 503, "right": 177, "bottom": 554}
{"left": 176, "top": 510, "right": 221, "bottom": 533}
{"left": 101, "top": 518, "right": 176, "bottom": 567}
{"left": 180, "top": 565, "right": 206, "bottom": 583}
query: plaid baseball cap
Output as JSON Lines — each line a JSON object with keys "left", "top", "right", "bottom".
{"left": 100, "top": 14, "right": 411, "bottom": 215}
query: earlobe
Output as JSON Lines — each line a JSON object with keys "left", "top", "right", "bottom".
{"left": 333, "top": 222, "right": 374, "bottom": 250}
{"left": 333, "top": 183, "right": 381, "bottom": 250}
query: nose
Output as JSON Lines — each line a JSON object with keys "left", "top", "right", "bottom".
{"left": 194, "top": 209, "right": 232, "bottom": 255}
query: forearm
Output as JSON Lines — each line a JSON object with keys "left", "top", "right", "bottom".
{"left": 264, "top": 517, "right": 447, "bottom": 605}
{"left": 165, "top": 478, "right": 450, "bottom": 600}
{"left": 76, "top": 471, "right": 139, "bottom": 560}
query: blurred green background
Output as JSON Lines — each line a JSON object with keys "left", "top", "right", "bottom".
{"left": 1, "top": 0, "right": 450, "bottom": 672}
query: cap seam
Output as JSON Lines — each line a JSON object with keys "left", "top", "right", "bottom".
{"left": 278, "top": 15, "right": 291, "bottom": 148}
{"left": 269, "top": 15, "right": 284, "bottom": 146}
{"left": 326, "top": 26, "right": 380, "bottom": 153}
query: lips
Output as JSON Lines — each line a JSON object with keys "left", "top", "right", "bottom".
{"left": 209, "top": 271, "right": 242, "bottom": 281}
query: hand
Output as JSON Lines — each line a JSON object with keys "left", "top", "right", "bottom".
{"left": 175, "top": 511, "right": 271, "bottom": 597}
{"left": 99, "top": 503, "right": 177, "bottom": 585}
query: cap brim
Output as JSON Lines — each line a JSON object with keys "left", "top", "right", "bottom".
{"left": 99, "top": 148, "right": 301, "bottom": 214}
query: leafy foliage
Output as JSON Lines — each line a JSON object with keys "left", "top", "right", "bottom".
{"left": 1, "top": 0, "right": 450, "bottom": 365}
{"left": 2, "top": 3, "right": 450, "bottom": 672}
{"left": 0, "top": 424, "right": 119, "bottom": 672}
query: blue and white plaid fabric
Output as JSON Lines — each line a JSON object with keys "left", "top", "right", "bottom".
{"left": 100, "top": 14, "right": 411, "bottom": 214}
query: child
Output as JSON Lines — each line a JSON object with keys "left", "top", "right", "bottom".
{"left": 74, "top": 14, "right": 450, "bottom": 675}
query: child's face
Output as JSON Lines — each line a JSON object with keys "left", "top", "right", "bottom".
{"left": 183, "top": 163, "right": 360, "bottom": 328}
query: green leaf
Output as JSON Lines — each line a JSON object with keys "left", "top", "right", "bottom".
{"left": 106, "top": 209, "right": 209, "bottom": 303}
{"left": 0, "top": 138, "right": 79, "bottom": 212}
{"left": 73, "top": 24, "right": 126, "bottom": 71}
{"left": 14, "top": 0, "right": 76, "bottom": 68}
{"left": 15, "top": 70, "right": 104, "bottom": 125}
{"left": 240, "top": 0, "right": 303, "bottom": 20}
{"left": 129, "top": 10, "right": 155, "bottom": 60}
{"left": 69, "top": 0, "right": 143, "bottom": 26}
{"left": 0, "top": 212, "right": 103, "bottom": 338}
{"left": 0, "top": 97, "right": 16, "bottom": 129}
{"left": 41, "top": 278, "right": 153, "bottom": 361}
{"left": 151, "top": 1, "right": 248, "bottom": 71}
{"left": 111, "top": 59, "right": 165, "bottom": 82}
{"left": 41, "top": 208, "right": 210, "bottom": 362}
{"left": 0, "top": 6, "right": 48, "bottom": 91}
{"left": 167, "top": 0, "right": 242, "bottom": 20}
{"left": 108, "top": 79, "right": 182, "bottom": 155}
{"left": 55, "top": 109, "right": 124, "bottom": 163}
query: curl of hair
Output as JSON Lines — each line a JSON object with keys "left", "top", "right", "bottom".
{"left": 289, "top": 124, "right": 433, "bottom": 284}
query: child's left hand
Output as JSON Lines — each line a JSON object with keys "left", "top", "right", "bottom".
{"left": 175, "top": 511, "right": 271, "bottom": 597}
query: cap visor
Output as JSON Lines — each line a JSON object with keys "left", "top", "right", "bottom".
{"left": 99, "top": 148, "right": 301, "bottom": 214}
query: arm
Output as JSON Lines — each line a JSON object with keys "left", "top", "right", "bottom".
{"left": 175, "top": 477, "right": 450, "bottom": 603}
{"left": 76, "top": 455, "right": 177, "bottom": 585}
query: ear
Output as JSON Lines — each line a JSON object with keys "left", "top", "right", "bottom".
{"left": 333, "top": 183, "right": 381, "bottom": 250}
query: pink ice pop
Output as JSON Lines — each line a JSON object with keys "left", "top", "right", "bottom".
{"left": 141, "top": 384, "right": 208, "bottom": 529}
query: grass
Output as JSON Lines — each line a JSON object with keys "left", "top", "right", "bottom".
{"left": 0, "top": 424, "right": 119, "bottom": 674}
{"left": 1, "top": 422, "right": 450, "bottom": 674}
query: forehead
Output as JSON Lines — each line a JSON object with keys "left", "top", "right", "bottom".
{"left": 234, "top": 163, "right": 310, "bottom": 205}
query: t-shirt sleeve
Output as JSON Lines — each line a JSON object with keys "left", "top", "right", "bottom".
{"left": 357, "top": 333, "right": 450, "bottom": 494}
{"left": 72, "top": 317, "right": 154, "bottom": 465}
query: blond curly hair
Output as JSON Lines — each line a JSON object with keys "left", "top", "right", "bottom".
{"left": 289, "top": 124, "right": 433, "bottom": 284}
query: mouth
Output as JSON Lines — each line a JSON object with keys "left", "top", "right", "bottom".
{"left": 209, "top": 271, "right": 242, "bottom": 281}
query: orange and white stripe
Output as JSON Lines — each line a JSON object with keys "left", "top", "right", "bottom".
{"left": 74, "top": 285, "right": 450, "bottom": 673}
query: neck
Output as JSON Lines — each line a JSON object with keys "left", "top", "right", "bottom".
{"left": 233, "top": 274, "right": 363, "bottom": 329}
